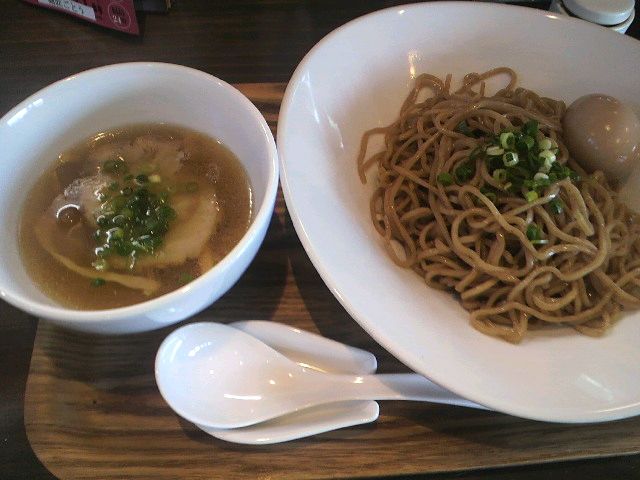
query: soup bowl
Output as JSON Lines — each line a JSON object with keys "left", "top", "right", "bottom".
{"left": 0, "top": 63, "right": 278, "bottom": 334}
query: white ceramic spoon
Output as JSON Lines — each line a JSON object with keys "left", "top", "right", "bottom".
{"left": 199, "top": 320, "right": 379, "bottom": 444}
{"left": 155, "top": 322, "right": 487, "bottom": 430}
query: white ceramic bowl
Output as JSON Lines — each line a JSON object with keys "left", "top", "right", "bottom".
{"left": 0, "top": 62, "right": 278, "bottom": 334}
{"left": 278, "top": 2, "right": 640, "bottom": 422}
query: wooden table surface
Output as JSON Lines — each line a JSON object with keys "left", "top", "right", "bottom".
{"left": 1, "top": 1, "right": 639, "bottom": 479}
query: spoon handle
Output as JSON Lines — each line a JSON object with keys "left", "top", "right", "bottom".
{"left": 331, "top": 373, "right": 488, "bottom": 410}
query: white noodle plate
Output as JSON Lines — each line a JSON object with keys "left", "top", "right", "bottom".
{"left": 278, "top": 2, "right": 640, "bottom": 423}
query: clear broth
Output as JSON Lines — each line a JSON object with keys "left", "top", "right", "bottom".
{"left": 19, "top": 124, "right": 252, "bottom": 310}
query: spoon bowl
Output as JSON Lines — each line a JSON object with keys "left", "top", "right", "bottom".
{"left": 156, "top": 322, "right": 335, "bottom": 428}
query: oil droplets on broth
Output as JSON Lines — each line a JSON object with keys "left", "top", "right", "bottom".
{"left": 19, "top": 124, "right": 252, "bottom": 310}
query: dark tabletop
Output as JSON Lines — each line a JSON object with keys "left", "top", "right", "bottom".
{"left": 1, "top": 1, "right": 640, "bottom": 479}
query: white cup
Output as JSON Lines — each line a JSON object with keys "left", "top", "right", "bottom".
{"left": 549, "top": 0, "right": 635, "bottom": 33}
{"left": 0, "top": 63, "right": 279, "bottom": 334}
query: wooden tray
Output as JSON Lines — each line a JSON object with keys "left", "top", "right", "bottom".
{"left": 24, "top": 84, "right": 640, "bottom": 479}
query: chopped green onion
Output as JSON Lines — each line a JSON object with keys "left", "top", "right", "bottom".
{"left": 552, "top": 164, "right": 573, "bottom": 179}
{"left": 108, "top": 227, "right": 124, "bottom": 240}
{"left": 479, "top": 186, "right": 497, "bottom": 203}
{"left": 549, "top": 198, "right": 564, "bottom": 214}
{"left": 526, "top": 223, "right": 542, "bottom": 241}
{"left": 471, "top": 123, "right": 577, "bottom": 205}
{"left": 111, "top": 215, "right": 126, "bottom": 226}
{"left": 135, "top": 174, "right": 149, "bottom": 184}
{"left": 92, "top": 170, "right": 177, "bottom": 267}
{"left": 102, "top": 158, "right": 127, "bottom": 175}
{"left": 456, "top": 121, "right": 472, "bottom": 136}
{"left": 149, "top": 174, "right": 162, "bottom": 183}
{"left": 493, "top": 169, "right": 508, "bottom": 183}
{"left": 456, "top": 121, "right": 484, "bottom": 138}
{"left": 500, "top": 132, "right": 516, "bottom": 150}
{"left": 523, "top": 135, "right": 535, "bottom": 150}
{"left": 538, "top": 137, "right": 553, "bottom": 151}
{"left": 91, "top": 278, "right": 106, "bottom": 287}
{"left": 502, "top": 151, "right": 519, "bottom": 167}
{"left": 569, "top": 170, "right": 581, "bottom": 182}
{"left": 437, "top": 172, "right": 454, "bottom": 186}
{"left": 454, "top": 162, "right": 475, "bottom": 183}
{"left": 486, "top": 146, "right": 504, "bottom": 156}
{"left": 538, "top": 150, "right": 556, "bottom": 172}
{"left": 523, "top": 120, "right": 539, "bottom": 137}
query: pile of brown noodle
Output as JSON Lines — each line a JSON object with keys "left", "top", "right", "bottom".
{"left": 357, "top": 67, "right": 640, "bottom": 342}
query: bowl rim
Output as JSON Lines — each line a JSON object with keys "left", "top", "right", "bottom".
{"left": 277, "top": 1, "right": 640, "bottom": 422}
{"left": 0, "top": 62, "right": 279, "bottom": 323}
